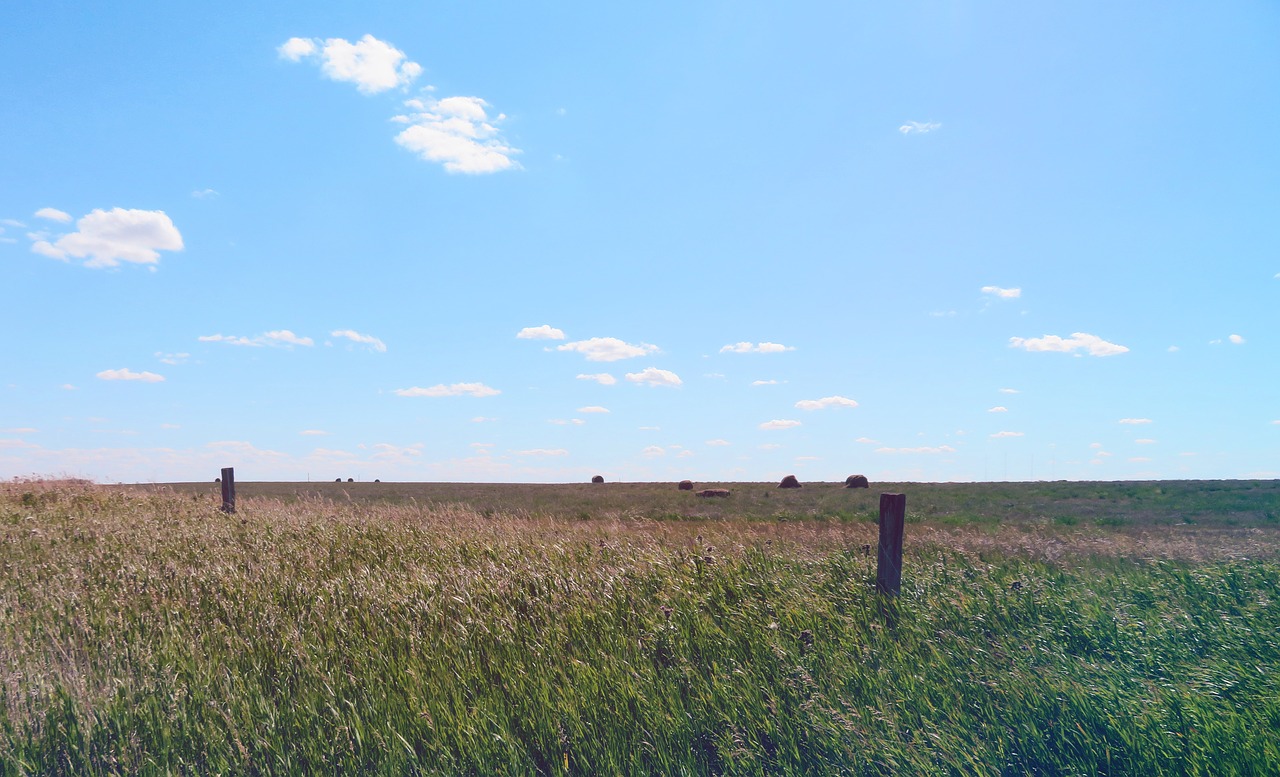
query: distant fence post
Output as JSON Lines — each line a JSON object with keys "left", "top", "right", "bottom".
{"left": 220, "top": 467, "right": 236, "bottom": 513}
{"left": 877, "top": 493, "right": 905, "bottom": 596}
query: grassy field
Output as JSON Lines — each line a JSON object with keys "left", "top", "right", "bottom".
{"left": 2, "top": 478, "right": 1279, "bottom": 775}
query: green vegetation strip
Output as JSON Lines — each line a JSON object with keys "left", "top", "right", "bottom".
{"left": 2, "top": 481, "right": 1278, "bottom": 775}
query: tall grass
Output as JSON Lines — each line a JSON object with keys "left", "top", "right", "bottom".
{"left": 2, "top": 479, "right": 1278, "bottom": 775}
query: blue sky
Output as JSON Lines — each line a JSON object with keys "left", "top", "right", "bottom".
{"left": 2, "top": 1, "right": 1277, "bottom": 484}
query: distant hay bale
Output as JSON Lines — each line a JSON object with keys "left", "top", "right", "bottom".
{"left": 335, "top": 478, "right": 342, "bottom": 482}
{"left": 347, "top": 478, "right": 355, "bottom": 483}
{"left": 678, "top": 480, "right": 694, "bottom": 491}
{"left": 778, "top": 475, "right": 802, "bottom": 489}
{"left": 591, "top": 475, "right": 605, "bottom": 484}
{"left": 374, "top": 479, "right": 380, "bottom": 483}
{"left": 845, "top": 474, "right": 869, "bottom": 489}
{"left": 214, "top": 477, "right": 221, "bottom": 483}
{"left": 697, "top": 488, "right": 731, "bottom": 498}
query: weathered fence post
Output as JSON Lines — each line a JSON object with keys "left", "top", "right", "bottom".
{"left": 220, "top": 467, "right": 236, "bottom": 513}
{"left": 877, "top": 493, "right": 906, "bottom": 596}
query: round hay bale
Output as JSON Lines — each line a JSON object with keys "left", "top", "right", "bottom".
{"left": 335, "top": 478, "right": 342, "bottom": 482}
{"left": 845, "top": 474, "right": 869, "bottom": 489}
{"left": 374, "top": 479, "right": 381, "bottom": 483}
{"left": 347, "top": 478, "right": 355, "bottom": 483}
{"left": 678, "top": 480, "right": 694, "bottom": 491}
{"left": 214, "top": 477, "right": 221, "bottom": 483}
{"left": 591, "top": 475, "right": 605, "bottom": 484}
{"left": 778, "top": 474, "right": 802, "bottom": 489}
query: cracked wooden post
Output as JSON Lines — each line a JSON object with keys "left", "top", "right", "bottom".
{"left": 220, "top": 467, "right": 236, "bottom": 514}
{"left": 877, "top": 493, "right": 905, "bottom": 596}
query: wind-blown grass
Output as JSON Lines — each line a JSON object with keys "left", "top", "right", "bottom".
{"left": 2, "top": 479, "right": 1278, "bottom": 775}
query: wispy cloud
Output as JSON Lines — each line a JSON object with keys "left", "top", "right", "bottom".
{"left": 516, "top": 448, "right": 568, "bottom": 457}
{"left": 199, "top": 330, "right": 313, "bottom": 348}
{"left": 705, "top": 439, "right": 731, "bottom": 446}
{"left": 393, "top": 96, "right": 520, "bottom": 174}
{"left": 191, "top": 188, "right": 219, "bottom": 199}
{"left": 559, "top": 337, "right": 659, "bottom": 362}
{"left": 1229, "top": 334, "right": 1245, "bottom": 345}
{"left": 759, "top": 419, "right": 801, "bottom": 430}
{"left": 1009, "top": 332, "right": 1129, "bottom": 356}
{"left": 874, "top": 445, "right": 956, "bottom": 454}
{"left": 97, "top": 368, "right": 164, "bottom": 383}
{"left": 576, "top": 373, "right": 617, "bottom": 386}
{"left": 641, "top": 445, "right": 665, "bottom": 458}
{"left": 394, "top": 382, "right": 500, "bottom": 398}
{"left": 30, "top": 208, "right": 183, "bottom": 268}
{"left": 720, "top": 342, "right": 795, "bottom": 354}
{"left": 331, "top": 329, "right": 386, "bottom": 352}
{"left": 1119, "top": 418, "right": 1153, "bottom": 425}
{"left": 577, "top": 406, "right": 609, "bottom": 414}
{"left": 751, "top": 379, "right": 783, "bottom": 386}
{"left": 981, "top": 285, "right": 1021, "bottom": 299}
{"left": 279, "top": 35, "right": 422, "bottom": 94}
{"left": 517, "top": 325, "right": 565, "bottom": 340}
{"left": 990, "top": 431, "right": 1024, "bottom": 439}
{"left": 988, "top": 406, "right": 1008, "bottom": 413}
{"left": 300, "top": 430, "right": 329, "bottom": 436}
{"left": 155, "top": 352, "right": 189, "bottom": 365}
{"left": 625, "top": 367, "right": 682, "bottom": 388}
{"left": 899, "top": 121, "right": 941, "bottom": 134}
{"left": 795, "top": 395, "right": 858, "bottom": 411}
{"left": 34, "top": 207, "right": 71, "bottom": 223}
{"left": 281, "top": 35, "right": 518, "bottom": 174}
{"left": 999, "top": 388, "right": 1020, "bottom": 394}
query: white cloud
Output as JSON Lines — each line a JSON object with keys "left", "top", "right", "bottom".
{"left": 874, "top": 445, "right": 956, "bottom": 454}
{"left": 1119, "top": 418, "right": 1153, "bottom": 425}
{"left": 199, "top": 330, "right": 312, "bottom": 348}
{"left": 641, "top": 445, "right": 665, "bottom": 458}
{"left": 331, "top": 329, "right": 386, "bottom": 352}
{"left": 34, "top": 207, "right": 71, "bottom": 223}
{"left": 548, "top": 419, "right": 585, "bottom": 426}
{"left": 899, "top": 121, "right": 941, "bottom": 134}
{"left": 155, "top": 352, "right": 189, "bottom": 365}
{"left": 705, "top": 439, "right": 731, "bottom": 446}
{"left": 264, "top": 330, "right": 314, "bottom": 347}
{"left": 517, "top": 325, "right": 565, "bottom": 340}
{"left": 97, "top": 368, "right": 164, "bottom": 383}
{"left": 855, "top": 437, "right": 879, "bottom": 444}
{"left": 2, "top": 219, "right": 24, "bottom": 227}
{"left": 300, "top": 430, "right": 329, "bottom": 436}
{"left": 990, "top": 431, "right": 1024, "bottom": 439}
{"left": 577, "top": 406, "right": 609, "bottom": 414}
{"left": 1229, "top": 334, "right": 1245, "bottom": 345}
{"left": 394, "top": 382, "right": 500, "bottom": 397}
{"left": 999, "top": 388, "right": 1020, "bottom": 394}
{"left": 794, "top": 395, "right": 858, "bottom": 411}
{"left": 558, "top": 337, "right": 658, "bottom": 361}
{"left": 394, "top": 96, "right": 519, "bottom": 174}
{"left": 751, "top": 379, "right": 782, "bottom": 386}
{"left": 759, "top": 419, "right": 801, "bottom": 430}
{"left": 199, "top": 334, "right": 261, "bottom": 347}
{"left": 576, "top": 373, "right": 618, "bottom": 386}
{"left": 625, "top": 367, "right": 682, "bottom": 387}
{"left": 281, "top": 35, "right": 421, "bottom": 94}
{"left": 516, "top": 448, "right": 569, "bottom": 457}
{"left": 277, "top": 37, "right": 317, "bottom": 61}
{"left": 191, "top": 188, "right": 219, "bottom": 199}
{"left": 988, "top": 406, "right": 1008, "bottom": 413}
{"left": 981, "top": 285, "right": 1021, "bottom": 299}
{"left": 720, "top": 342, "right": 795, "bottom": 354}
{"left": 30, "top": 208, "right": 183, "bottom": 268}
{"left": 1168, "top": 346, "right": 1180, "bottom": 353}
{"left": 1008, "top": 332, "right": 1129, "bottom": 356}
{"left": 1128, "top": 457, "right": 1152, "bottom": 463}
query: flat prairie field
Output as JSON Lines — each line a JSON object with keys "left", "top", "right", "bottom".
{"left": 2, "top": 479, "right": 1278, "bottom": 775}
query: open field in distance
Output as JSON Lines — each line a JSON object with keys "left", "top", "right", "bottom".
{"left": 4, "top": 478, "right": 1279, "bottom": 774}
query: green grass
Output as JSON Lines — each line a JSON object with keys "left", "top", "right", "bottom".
{"left": 2, "top": 479, "right": 1279, "bottom": 775}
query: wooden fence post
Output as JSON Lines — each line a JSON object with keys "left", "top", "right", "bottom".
{"left": 220, "top": 467, "right": 236, "bottom": 513}
{"left": 877, "top": 493, "right": 906, "bottom": 596}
